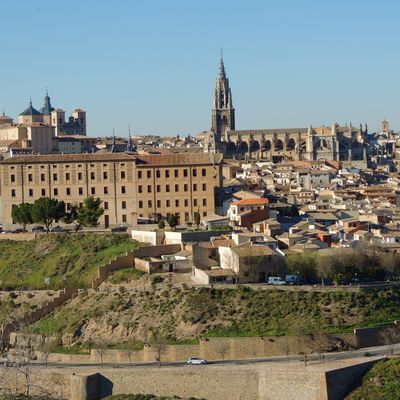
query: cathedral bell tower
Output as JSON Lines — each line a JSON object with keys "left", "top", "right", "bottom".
{"left": 210, "top": 55, "right": 235, "bottom": 151}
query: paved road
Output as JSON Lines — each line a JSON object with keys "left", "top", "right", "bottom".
{"left": 11, "top": 342, "right": 397, "bottom": 370}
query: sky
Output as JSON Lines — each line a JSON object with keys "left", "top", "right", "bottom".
{"left": 1, "top": 0, "right": 399, "bottom": 137}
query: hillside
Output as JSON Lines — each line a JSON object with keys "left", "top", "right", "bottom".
{"left": 346, "top": 358, "right": 400, "bottom": 399}
{"left": 0, "top": 233, "right": 138, "bottom": 289}
{"left": 27, "top": 284, "right": 400, "bottom": 344}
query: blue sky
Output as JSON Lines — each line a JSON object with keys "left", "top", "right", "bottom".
{"left": 1, "top": 0, "right": 399, "bottom": 136}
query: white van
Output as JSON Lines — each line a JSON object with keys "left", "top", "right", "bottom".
{"left": 268, "top": 276, "right": 286, "bottom": 285}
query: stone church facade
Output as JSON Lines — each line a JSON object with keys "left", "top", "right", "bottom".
{"left": 204, "top": 58, "right": 367, "bottom": 165}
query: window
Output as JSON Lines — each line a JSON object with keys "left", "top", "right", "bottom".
{"left": 156, "top": 185, "right": 161, "bottom": 193}
{"left": 193, "top": 184, "right": 197, "bottom": 192}
{"left": 29, "top": 189, "right": 33, "bottom": 197}
{"left": 53, "top": 173, "right": 58, "bottom": 181}
{"left": 121, "top": 171, "right": 126, "bottom": 179}
{"left": 166, "top": 199, "right": 170, "bottom": 207}
{"left": 203, "top": 199, "right": 207, "bottom": 206}
{"left": 28, "top": 174, "right": 33, "bottom": 182}
{"left": 138, "top": 171, "right": 142, "bottom": 179}
{"left": 104, "top": 187, "right": 108, "bottom": 194}
{"left": 41, "top": 189, "right": 46, "bottom": 196}
{"left": 184, "top": 184, "right": 188, "bottom": 192}
{"left": 185, "top": 212, "right": 189, "bottom": 221}
{"left": 194, "top": 199, "right": 198, "bottom": 207}
{"left": 147, "top": 185, "right": 152, "bottom": 193}
{"left": 174, "top": 169, "right": 179, "bottom": 178}
{"left": 148, "top": 200, "right": 152, "bottom": 208}
{"left": 175, "top": 199, "right": 179, "bottom": 207}
{"left": 11, "top": 189, "right": 15, "bottom": 197}
{"left": 202, "top": 168, "right": 206, "bottom": 177}
{"left": 79, "top": 187, "right": 83, "bottom": 195}
{"left": 139, "top": 200, "right": 143, "bottom": 209}
{"left": 65, "top": 173, "right": 70, "bottom": 181}
{"left": 122, "top": 201, "right": 126, "bottom": 209}
{"left": 183, "top": 169, "right": 188, "bottom": 177}
{"left": 175, "top": 184, "right": 179, "bottom": 192}
{"left": 103, "top": 171, "right": 108, "bottom": 179}
{"left": 193, "top": 168, "right": 197, "bottom": 177}
{"left": 78, "top": 172, "right": 82, "bottom": 180}
{"left": 147, "top": 170, "right": 151, "bottom": 179}
{"left": 41, "top": 174, "right": 45, "bottom": 182}
{"left": 184, "top": 199, "right": 188, "bottom": 207}
{"left": 54, "top": 188, "right": 58, "bottom": 196}
{"left": 104, "top": 202, "right": 109, "bottom": 210}
{"left": 121, "top": 186, "right": 126, "bottom": 194}
{"left": 157, "top": 200, "right": 161, "bottom": 208}
{"left": 122, "top": 215, "right": 127, "bottom": 223}
{"left": 66, "top": 188, "right": 71, "bottom": 196}
{"left": 203, "top": 211, "right": 207, "bottom": 217}
{"left": 138, "top": 185, "right": 143, "bottom": 193}
{"left": 91, "top": 187, "right": 95, "bottom": 195}
{"left": 166, "top": 185, "right": 170, "bottom": 192}
{"left": 202, "top": 183, "right": 206, "bottom": 191}
{"left": 165, "top": 170, "right": 170, "bottom": 178}
{"left": 90, "top": 172, "right": 95, "bottom": 180}
{"left": 156, "top": 170, "right": 160, "bottom": 178}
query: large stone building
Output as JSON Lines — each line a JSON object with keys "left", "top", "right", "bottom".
{"left": 0, "top": 92, "right": 86, "bottom": 156}
{"left": 0, "top": 153, "right": 222, "bottom": 229}
{"left": 205, "top": 57, "right": 368, "bottom": 166}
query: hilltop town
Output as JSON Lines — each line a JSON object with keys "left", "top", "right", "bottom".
{"left": 0, "top": 58, "right": 399, "bottom": 400}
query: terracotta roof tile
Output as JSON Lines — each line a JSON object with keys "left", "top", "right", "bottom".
{"left": 231, "top": 198, "right": 269, "bottom": 206}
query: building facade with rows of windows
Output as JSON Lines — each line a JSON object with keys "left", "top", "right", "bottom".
{"left": 0, "top": 152, "right": 223, "bottom": 228}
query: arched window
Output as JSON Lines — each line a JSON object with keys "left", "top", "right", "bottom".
{"left": 275, "top": 139, "right": 283, "bottom": 151}
{"left": 287, "top": 138, "right": 295, "bottom": 150}
{"left": 238, "top": 141, "right": 249, "bottom": 153}
{"left": 251, "top": 141, "right": 260, "bottom": 152}
{"left": 263, "top": 140, "right": 271, "bottom": 151}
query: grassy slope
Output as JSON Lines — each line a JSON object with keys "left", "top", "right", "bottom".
{"left": 346, "top": 359, "right": 400, "bottom": 400}
{"left": 27, "top": 286, "right": 400, "bottom": 342}
{"left": 0, "top": 233, "right": 138, "bottom": 289}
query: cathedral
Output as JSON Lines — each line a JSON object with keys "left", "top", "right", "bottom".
{"left": 204, "top": 57, "right": 368, "bottom": 166}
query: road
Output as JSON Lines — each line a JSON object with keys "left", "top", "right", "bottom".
{"left": 13, "top": 342, "right": 398, "bottom": 370}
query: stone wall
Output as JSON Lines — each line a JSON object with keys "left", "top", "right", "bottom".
{"left": 0, "top": 232, "right": 37, "bottom": 241}
{"left": 2, "top": 288, "right": 78, "bottom": 342}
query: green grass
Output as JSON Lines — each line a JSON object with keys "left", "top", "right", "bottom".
{"left": 346, "top": 359, "right": 400, "bottom": 399}
{"left": 108, "top": 267, "right": 145, "bottom": 284}
{"left": 0, "top": 233, "right": 139, "bottom": 289}
{"left": 26, "top": 285, "right": 400, "bottom": 342}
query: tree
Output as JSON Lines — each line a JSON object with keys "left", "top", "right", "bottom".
{"left": 11, "top": 203, "right": 33, "bottom": 232}
{"left": 158, "top": 219, "right": 165, "bottom": 230}
{"left": 62, "top": 204, "right": 80, "bottom": 231}
{"left": 120, "top": 341, "right": 139, "bottom": 365}
{"left": 77, "top": 196, "right": 104, "bottom": 228}
{"left": 149, "top": 331, "right": 168, "bottom": 367}
{"left": 194, "top": 210, "right": 201, "bottom": 229}
{"left": 167, "top": 213, "right": 177, "bottom": 230}
{"left": 215, "top": 341, "right": 229, "bottom": 362}
{"left": 31, "top": 197, "right": 65, "bottom": 233}
{"left": 38, "top": 335, "right": 58, "bottom": 368}
{"left": 286, "top": 251, "right": 317, "bottom": 282}
{"left": 93, "top": 339, "right": 108, "bottom": 367}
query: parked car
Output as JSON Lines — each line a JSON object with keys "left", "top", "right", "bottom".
{"left": 187, "top": 357, "right": 208, "bottom": 365}
{"left": 50, "top": 225, "right": 70, "bottom": 233}
{"left": 285, "top": 275, "right": 301, "bottom": 285}
{"left": 268, "top": 276, "right": 286, "bottom": 285}
{"left": 111, "top": 225, "right": 128, "bottom": 232}
{"left": 32, "top": 226, "right": 45, "bottom": 233}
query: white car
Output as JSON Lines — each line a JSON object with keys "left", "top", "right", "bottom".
{"left": 187, "top": 357, "right": 208, "bottom": 365}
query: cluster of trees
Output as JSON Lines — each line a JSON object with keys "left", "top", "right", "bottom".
{"left": 11, "top": 196, "right": 104, "bottom": 233}
{"left": 157, "top": 211, "right": 201, "bottom": 231}
{"left": 286, "top": 249, "right": 400, "bottom": 283}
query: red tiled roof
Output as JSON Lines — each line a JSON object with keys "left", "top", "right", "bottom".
{"left": 231, "top": 198, "right": 269, "bottom": 206}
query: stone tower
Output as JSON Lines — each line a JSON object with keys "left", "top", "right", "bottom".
{"left": 211, "top": 55, "right": 235, "bottom": 144}
{"left": 40, "top": 90, "right": 55, "bottom": 125}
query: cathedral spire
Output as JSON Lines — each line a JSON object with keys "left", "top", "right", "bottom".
{"left": 218, "top": 49, "right": 226, "bottom": 79}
